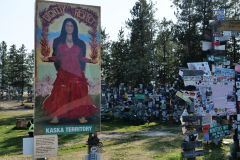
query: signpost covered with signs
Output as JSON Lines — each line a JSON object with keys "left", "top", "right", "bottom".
{"left": 181, "top": 115, "right": 205, "bottom": 159}
{"left": 177, "top": 7, "right": 240, "bottom": 157}
{"left": 177, "top": 5, "right": 240, "bottom": 159}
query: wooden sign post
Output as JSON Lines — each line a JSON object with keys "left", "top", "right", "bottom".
{"left": 181, "top": 116, "right": 205, "bottom": 159}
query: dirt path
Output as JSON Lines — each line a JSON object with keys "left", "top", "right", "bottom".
{"left": 99, "top": 130, "right": 177, "bottom": 140}
{"left": 0, "top": 100, "right": 33, "bottom": 110}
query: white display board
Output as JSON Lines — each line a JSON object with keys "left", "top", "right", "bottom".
{"left": 23, "top": 137, "right": 34, "bottom": 155}
{"left": 34, "top": 135, "right": 58, "bottom": 159}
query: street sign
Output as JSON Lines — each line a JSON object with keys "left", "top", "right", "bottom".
{"left": 213, "top": 9, "right": 225, "bottom": 21}
{"left": 209, "top": 125, "right": 230, "bottom": 140}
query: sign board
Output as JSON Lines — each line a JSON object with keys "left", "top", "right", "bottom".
{"left": 223, "top": 31, "right": 232, "bottom": 37}
{"left": 238, "top": 124, "right": 240, "bottom": 139}
{"left": 214, "top": 45, "right": 225, "bottom": 50}
{"left": 209, "top": 125, "right": 230, "bottom": 140}
{"left": 214, "top": 68, "right": 235, "bottom": 77}
{"left": 182, "top": 150, "right": 205, "bottom": 158}
{"left": 180, "top": 70, "right": 204, "bottom": 76}
{"left": 235, "top": 65, "right": 240, "bottom": 73}
{"left": 213, "top": 9, "right": 225, "bottom": 21}
{"left": 218, "top": 20, "right": 240, "bottom": 31}
{"left": 182, "top": 116, "right": 201, "bottom": 122}
{"left": 207, "top": 55, "right": 227, "bottom": 63}
{"left": 202, "top": 116, "right": 212, "bottom": 126}
{"left": 35, "top": 0, "right": 101, "bottom": 135}
{"left": 202, "top": 125, "right": 210, "bottom": 141}
{"left": 238, "top": 115, "right": 240, "bottom": 139}
{"left": 238, "top": 114, "right": 240, "bottom": 121}
{"left": 176, "top": 91, "right": 193, "bottom": 105}
{"left": 34, "top": 135, "right": 58, "bottom": 159}
{"left": 214, "top": 36, "right": 231, "bottom": 42}
{"left": 181, "top": 70, "right": 236, "bottom": 116}
{"left": 23, "top": 137, "right": 34, "bottom": 155}
{"left": 45, "top": 125, "right": 94, "bottom": 134}
{"left": 182, "top": 141, "right": 202, "bottom": 150}
{"left": 201, "top": 41, "right": 212, "bottom": 51}
{"left": 85, "top": 146, "right": 101, "bottom": 160}
{"left": 134, "top": 94, "right": 145, "bottom": 100}
{"left": 187, "top": 62, "right": 211, "bottom": 76}
{"left": 85, "top": 153, "right": 101, "bottom": 160}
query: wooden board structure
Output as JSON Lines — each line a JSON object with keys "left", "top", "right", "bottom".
{"left": 218, "top": 20, "right": 240, "bottom": 31}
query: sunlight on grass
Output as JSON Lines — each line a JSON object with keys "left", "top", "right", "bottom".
{"left": 0, "top": 111, "right": 232, "bottom": 160}
{"left": 0, "top": 110, "right": 33, "bottom": 156}
{"left": 101, "top": 120, "right": 160, "bottom": 132}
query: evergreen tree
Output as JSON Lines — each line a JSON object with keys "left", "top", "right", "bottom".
{"left": 226, "top": 36, "right": 240, "bottom": 65}
{"left": 26, "top": 50, "right": 34, "bottom": 85}
{"left": 6, "top": 44, "right": 18, "bottom": 99}
{"left": 221, "top": 0, "right": 240, "bottom": 66}
{"left": 172, "top": 0, "right": 204, "bottom": 66}
{"left": 101, "top": 28, "right": 112, "bottom": 85}
{"left": 228, "top": 0, "right": 240, "bottom": 20}
{"left": 171, "top": 0, "right": 239, "bottom": 67}
{"left": 155, "top": 18, "right": 178, "bottom": 85}
{"left": 213, "top": 0, "right": 240, "bottom": 20}
{"left": 0, "top": 41, "right": 8, "bottom": 94}
{"left": 16, "top": 45, "right": 30, "bottom": 98}
{"left": 110, "top": 28, "right": 130, "bottom": 86}
{"left": 25, "top": 49, "right": 34, "bottom": 101}
{"left": 127, "top": 0, "right": 157, "bottom": 86}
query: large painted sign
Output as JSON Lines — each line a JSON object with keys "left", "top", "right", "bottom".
{"left": 35, "top": 0, "right": 101, "bottom": 135}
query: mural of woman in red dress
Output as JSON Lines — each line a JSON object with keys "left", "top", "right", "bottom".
{"left": 42, "top": 18, "right": 98, "bottom": 124}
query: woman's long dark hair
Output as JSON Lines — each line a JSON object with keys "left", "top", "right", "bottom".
{"left": 52, "top": 18, "right": 86, "bottom": 71}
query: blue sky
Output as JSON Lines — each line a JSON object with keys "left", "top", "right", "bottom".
{"left": 0, "top": 0, "right": 175, "bottom": 50}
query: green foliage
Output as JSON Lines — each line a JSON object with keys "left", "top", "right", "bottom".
{"left": 6, "top": 45, "right": 18, "bottom": 87}
{"left": 218, "top": 0, "right": 240, "bottom": 20}
{"left": 126, "top": 0, "right": 157, "bottom": 86}
{"left": 172, "top": 0, "right": 206, "bottom": 66}
{"left": 101, "top": 28, "right": 112, "bottom": 84}
{"left": 155, "top": 18, "right": 179, "bottom": 85}
{"left": 0, "top": 42, "right": 34, "bottom": 100}
{"left": 0, "top": 41, "right": 8, "bottom": 90}
{"left": 109, "top": 29, "right": 130, "bottom": 86}
{"left": 226, "top": 36, "right": 240, "bottom": 65}
{"left": 171, "top": 0, "right": 240, "bottom": 68}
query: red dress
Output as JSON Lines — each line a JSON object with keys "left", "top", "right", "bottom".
{"left": 43, "top": 44, "right": 98, "bottom": 118}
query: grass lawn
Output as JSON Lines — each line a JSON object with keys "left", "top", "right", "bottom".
{"left": 0, "top": 110, "right": 33, "bottom": 156}
{"left": 0, "top": 110, "right": 231, "bottom": 160}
